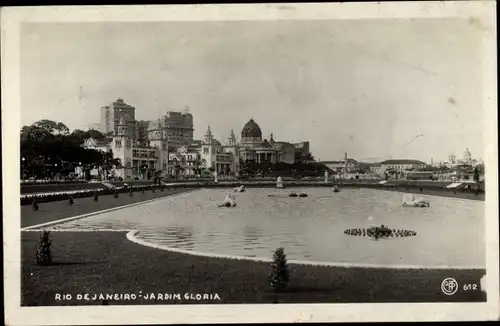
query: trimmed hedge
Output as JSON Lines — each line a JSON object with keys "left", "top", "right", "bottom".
{"left": 20, "top": 180, "right": 484, "bottom": 206}
{"left": 21, "top": 184, "right": 166, "bottom": 206}
{"left": 21, "top": 180, "right": 88, "bottom": 185}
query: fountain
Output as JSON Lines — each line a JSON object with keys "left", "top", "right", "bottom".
{"left": 402, "top": 194, "right": 430, "bottom": 207}
{"left": 324, "top": 170, "right": 329, "bottom": 183}
{"left": 218, "top": 194, "right": 237, "bottom": 207}
{"left": 276, "top": 176, "right": 284, "bottom": 189}
{"left": 214, "top": 170, "right": 218, "bottom": 183}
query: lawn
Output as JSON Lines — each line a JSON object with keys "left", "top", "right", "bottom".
{"left": 21, "top": 188, "right": 193, "bottom": 228}
{"left": 21, "top": 231, "right": 486, "bottom": 306}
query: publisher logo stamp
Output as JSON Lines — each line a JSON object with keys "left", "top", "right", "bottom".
{"left": 441, "top": 278, "right": 459, "bottom": 296}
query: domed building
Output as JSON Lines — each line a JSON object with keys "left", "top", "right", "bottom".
{"left": 240, "top": 119, "right": 262, "bottom": 145}
{"left": 90, "top": 100, "right": 309, "bottom": 179}
{"left": 238, "top": 119, "right": 279, "bottom": 164}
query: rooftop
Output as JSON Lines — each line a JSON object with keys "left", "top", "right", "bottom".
{"left": 380, "top": 159, "right": 426, "bottom": 165}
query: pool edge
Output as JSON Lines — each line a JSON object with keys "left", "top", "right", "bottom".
{"left": 126, "top": 230, "right": 486, "bottom": 271}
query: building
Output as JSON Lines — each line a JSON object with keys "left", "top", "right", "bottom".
{"left": 100, "top": 99, "right": 136, "bottom": 138}
{"left": 161, "top": 110, "right": 194, "bottom": 151}
{"left": 320, "top": 156, "right": 358, "bottom": 174}
{"left": 168, "top": 144, "right": 203, "bottom": 177}
{"left": 448, "top": 152, "right": 457, "bottom": 165}
{"left": 82, "top": 138, "right": 108, "bottom": 152}
{"left": 135, "top": 120, "right": 150, "bottom": 146}
{"left": 238, "top": 119, "right": 280, "bottom": 164}
{"left": 379, "top": 159, "right": 426, "bottom": 171}
{"left": 198, "top": 126, "right": 236, "bottom": 175}
{"left": 83, "top": 116, "right": 310, "bottom": 180}
{"left": 293, "top": 141, "right": 310, "bottom": 162}
{"left": 369, "top": 163, "right": 384, "bottom": 175}
{"left": 270, "top": 135, "right": 296, "bottom": 164}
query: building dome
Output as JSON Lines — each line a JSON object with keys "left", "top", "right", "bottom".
{"left": 241, "top": 119, "right": 262, "bottom": 138}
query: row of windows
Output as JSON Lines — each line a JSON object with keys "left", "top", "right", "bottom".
{"left": 133, "top": 150, "right": 157, "bottom": 158}
{"left": 168, "top": 161, "right": 200, "bottom": 167}
{"left": 115, "top": 139, "right": 132, "bottom": 147}
{"left": 216, "top": 155, "right": 233, "bottom": 162}
{"left": 383, "top": 165, "right": 419, "bottom": 170}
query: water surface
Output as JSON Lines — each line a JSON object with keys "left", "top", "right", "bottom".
{"left": 45, "top": 188, "right": 485, "bottom": 268}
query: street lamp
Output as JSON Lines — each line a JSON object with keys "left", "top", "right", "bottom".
{"left": 21, "top": 157, "right": 26, "bottom": 180}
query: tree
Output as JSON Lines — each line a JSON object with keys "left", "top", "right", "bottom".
{"left": 86, "top": 129, "right": 105, "bottom": 140}
{"left": 473, "top": 166, "right": 480, "bottom": 183}
{"left": 269, "top": 247, "right": 290, "bottom": 293}
{"left": 34, "top": 230, "right": 52, "bottom": 265}
{"left": 33, "top": 119, "right": 69, "bottom": 135}
{"left": 70, "top": 129, "right": 87, "bottom": 143}
{"left": 21, "top": 121, "right": 115, "bottom": 179}
{"left": 303, "top": 153, "right": 315, "bottom": 163}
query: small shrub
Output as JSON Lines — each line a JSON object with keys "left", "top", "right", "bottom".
{"left": 34, "top": 230, "right": 52, "bottom": 265}
{"left": 68, "top": 196, "right": 74, "bottom": 205}
{"left": 32, "top": 199, "right": 39, "bottom": 211}
{"left": 269, "top": 247, "right": 290, "bottom": 292}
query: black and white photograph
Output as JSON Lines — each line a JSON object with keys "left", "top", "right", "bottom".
{"left": 2, "top": 2, "right": 498, "bottom": 324}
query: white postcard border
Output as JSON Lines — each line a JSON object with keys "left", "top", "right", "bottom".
{"left": 2, "top": 2, "right": 498, "bottom": 324}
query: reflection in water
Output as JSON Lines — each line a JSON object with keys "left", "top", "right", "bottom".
{"left": 45, "top": 188, "right": 485, "bottom": 268}
{"left": 243, "top": 226, "right": 262, "bottom": 247}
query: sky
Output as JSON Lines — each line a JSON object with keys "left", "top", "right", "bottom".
{"left": 20, "top": 19, "right": 484, "bottom": 163}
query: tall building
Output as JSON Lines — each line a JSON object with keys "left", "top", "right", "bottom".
{"left": 448, "top": 152, "right": 457, "bottom": 165}
{"left": 463, "top": 148, "right": 472, "bottom": 164}
{"left": 135, "top": 120, "right": 150, "bottom": 146}
{"left": 100, "top": 98, "right": 136, "bottom": 138}
{"left": 161, "top": 110, "right": 194, "bottom": 151}
{"left": 84, "top": 115, "right": 310, "bottom": 179}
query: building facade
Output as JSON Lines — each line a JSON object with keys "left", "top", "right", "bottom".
{"left": 379, "top": 159, "right": 426, "bottom": 171}
{"left": 162, "top": 110, "right": 194, "bottom": 151}
{"left": 100, "top": 98, "right": 136, "bottom": 138}
{"left": 84, "top": 116, "right": 310, "bottom": 180}
{"left": 294, "top": 141, "right": 310, "bottom": 162}
{"left": 320, "top": 158, "right": 358, "bottom": 174}
{"left": 135, "top": 120, "right": 150, "bottom": 147}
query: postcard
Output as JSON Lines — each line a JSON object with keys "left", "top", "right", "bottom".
{"left": 2, "top": 1, "right": 498, "bottom": 324}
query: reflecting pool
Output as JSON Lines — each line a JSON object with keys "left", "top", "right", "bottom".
{"left": 43, "top": 188, "right": 485, "bottom": 268}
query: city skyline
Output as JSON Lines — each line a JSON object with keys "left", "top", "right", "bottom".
{"left": 21, "top": 19, "right": 484, "bottom": 162}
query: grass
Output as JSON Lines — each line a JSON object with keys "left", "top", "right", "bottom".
{"left": 21, "top": 231, "right": 486, "bottom": 306}
{"left": 21, "top": 188, "right": 193, "bottom": 228}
